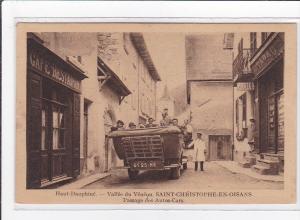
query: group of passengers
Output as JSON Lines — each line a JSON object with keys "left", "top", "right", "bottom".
{"left": 111, "top": 108, "right": 193, "bottom": 145}
{"left": 112, "top": 108, "right": 182, "bottom": 130}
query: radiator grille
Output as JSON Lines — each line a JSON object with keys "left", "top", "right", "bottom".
{"left": 122, "top": 135, "right": 164, "bottom": 160}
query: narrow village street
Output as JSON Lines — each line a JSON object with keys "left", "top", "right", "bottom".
{"left": 24, "top": 31, "right": 287, "bottom": 196}
{"left": 83, "top": 162, "right": 283, "bottom": 190}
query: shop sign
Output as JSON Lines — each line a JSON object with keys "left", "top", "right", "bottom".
{"left": 237, "top": 82, "right": 254, "bottom": 91}
{"left": 28, "top": 49, "right": 81, "bottom": 92}
{"left": 251, "top": 34, "right": 284, "bottom": 76}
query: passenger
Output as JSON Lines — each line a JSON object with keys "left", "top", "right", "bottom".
{"left": 139, "top": 123, "right": 145, "bottom": 128}
{"left": 146, "top": 117, "right": 157, "bottom": 128}
{"left": 128, "top": 122, "right": 137, "bottom": 129}
{"left": 116, "top": 120, "right": 125, "bottom": 130}
{"left": 160, "top": 108, "right": 172, "bottom": 126}
{"left": 171, "top": 118, "right": 179, "bottom": 127}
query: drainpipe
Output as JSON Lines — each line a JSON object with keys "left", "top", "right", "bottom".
{"left": 137, "top": 56, "right": 140, "bottom": 123}
{"left": 232, "top": 51, "right": 235, "bottom": 161}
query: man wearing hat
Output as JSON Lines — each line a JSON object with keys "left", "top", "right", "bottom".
{"left": 188, "top": 132, "right": 207, "bottom": 171}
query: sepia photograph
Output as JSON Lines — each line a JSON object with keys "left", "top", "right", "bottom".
{"left": 15, "top": 23, "right": 296, "bottom": 204}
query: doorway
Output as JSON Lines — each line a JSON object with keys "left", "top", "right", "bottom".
{"left": 208, "top": 135, "right": 232, "bottom": 161}
{"left": 82, "top": 99, "right": 92, "bottom": 174}
{"left": 40, "top": 79, "right": 70, "bottom": 184}
{"left": 103, "top": 109, "right": 116, "bottom": 171}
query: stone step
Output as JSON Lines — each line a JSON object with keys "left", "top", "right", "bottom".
{"left": 256, "top": 159, "right": 279, "bottom": 169}
{"left": 244, "top": 156, "right": 256, "bottom": 164}
{"left": 262, "top": 153, "right": 284, "bottom": 160}
{"left": 262, "top": 154, "right": 280, "bottom": 162}
{"left": 238, "top": 161, "right": 252, "bottom": 168}
{"left": 251, "top": 164, "right": 279, "bottom": 175}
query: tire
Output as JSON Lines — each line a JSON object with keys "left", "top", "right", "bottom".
{"left": 170, "top": 166, "right": 181, "bottom": 179}
{"left": 183, "top": 162, "right": 187, "bottom": 170}
{"left": 128, "top": 169, "right": 139, "bottom": 180}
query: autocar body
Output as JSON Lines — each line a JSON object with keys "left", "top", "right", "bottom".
{"left": 109, "top": 126, "right": 187, "bottom": 180}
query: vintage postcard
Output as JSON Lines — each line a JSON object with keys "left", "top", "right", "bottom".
{"left": 15, "top": 23, "right": 297, "bottom": 205}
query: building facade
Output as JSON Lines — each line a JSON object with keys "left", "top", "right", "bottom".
{"left": 26, "top": 33, "right": 88, "bottom": 188}
{"left": 26, "top": 32, "right": 161, "bottom": 188}
{"left": 185, "top": 34, "right": 234, "bottom": 161}
{"left": 232, "top": 32, "right": 284, "bottom": 174}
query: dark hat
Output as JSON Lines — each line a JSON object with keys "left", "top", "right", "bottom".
{"left": 197, "top": 132, "right": 202, "bottom": 135}
{"left": 148, "top": 117, "right": 154, "bottom": 121}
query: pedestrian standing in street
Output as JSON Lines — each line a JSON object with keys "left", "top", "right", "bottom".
{"left": 188, "top": 132, "right": 206, "bottom": 171}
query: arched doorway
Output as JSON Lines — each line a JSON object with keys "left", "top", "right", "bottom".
{"left": 208, "top": 135, "right": 232, "bottom": 161}
{"left": 103, "top": 107, "right": 117, "bottom": 172}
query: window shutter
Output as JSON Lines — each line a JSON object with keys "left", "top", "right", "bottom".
{"left": 223, "top": 33, "right": 234, "bottom": 49}
{"left": 27, "top": 72, "right": 42, "bottom": 188}
{"left": 72, "top": 93, "right": 81, "bottom": 177}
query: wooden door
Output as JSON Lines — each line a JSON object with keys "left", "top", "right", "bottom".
{"left": 277, "top": 92, "right": 284, "bottom": 152}
{"left": 27, "top": 72, "right": 42, "bottom": 188}
{"left": 267, "top": 96, "right": 276, "bottom": 152}
{"left": 72, "top": 93, "right": 81, "bottom": 177}
{"left": 82, "top": 101, "right": 89, "bottom": 173}
{"left": 209, "top": 135, "right": 232, "bottom": 161}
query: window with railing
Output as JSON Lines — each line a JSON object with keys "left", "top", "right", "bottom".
{"left": 233, "top": 38, "right": 251, "bottom": 79}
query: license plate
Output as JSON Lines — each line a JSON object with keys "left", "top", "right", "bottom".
{"left": 131, "top": 160, "right": 162, "bottom": 169}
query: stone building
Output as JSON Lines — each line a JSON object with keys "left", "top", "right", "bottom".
{"left": 185, "top": 34, "right": 234, "bottom": 161}
{"left": 25, "top": 32, "right": 160, "bottom": 188}
{"left": 232, "top": 32, "right": 284, "bottom": 175}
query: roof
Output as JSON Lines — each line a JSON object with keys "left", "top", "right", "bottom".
{"left": 97, "top": 57, "right": 131, "bottom": 97}
{"left": 130, "top": 33, "right": 161, "bottom": 81}
{"left": 108, "top": 126, "right": 181, "bottom": 138}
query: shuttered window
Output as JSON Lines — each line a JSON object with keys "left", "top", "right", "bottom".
{"left": 250, "top": 32, "right": 257, "bottom": 56}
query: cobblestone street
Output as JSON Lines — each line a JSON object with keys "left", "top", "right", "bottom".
{"left": 83, "top": 161, "right": 283, "bottom": 190}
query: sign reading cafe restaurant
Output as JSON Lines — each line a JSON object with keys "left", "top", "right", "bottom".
{"left": 28, "top": 43, "right": 82, "bottom": 93}
{"left": 26, "top": 35, "right": 87, "bottom": 189}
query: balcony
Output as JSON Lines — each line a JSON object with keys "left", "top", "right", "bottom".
{"left": 233, "top": 48, "right": 253, "bottom": 86}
